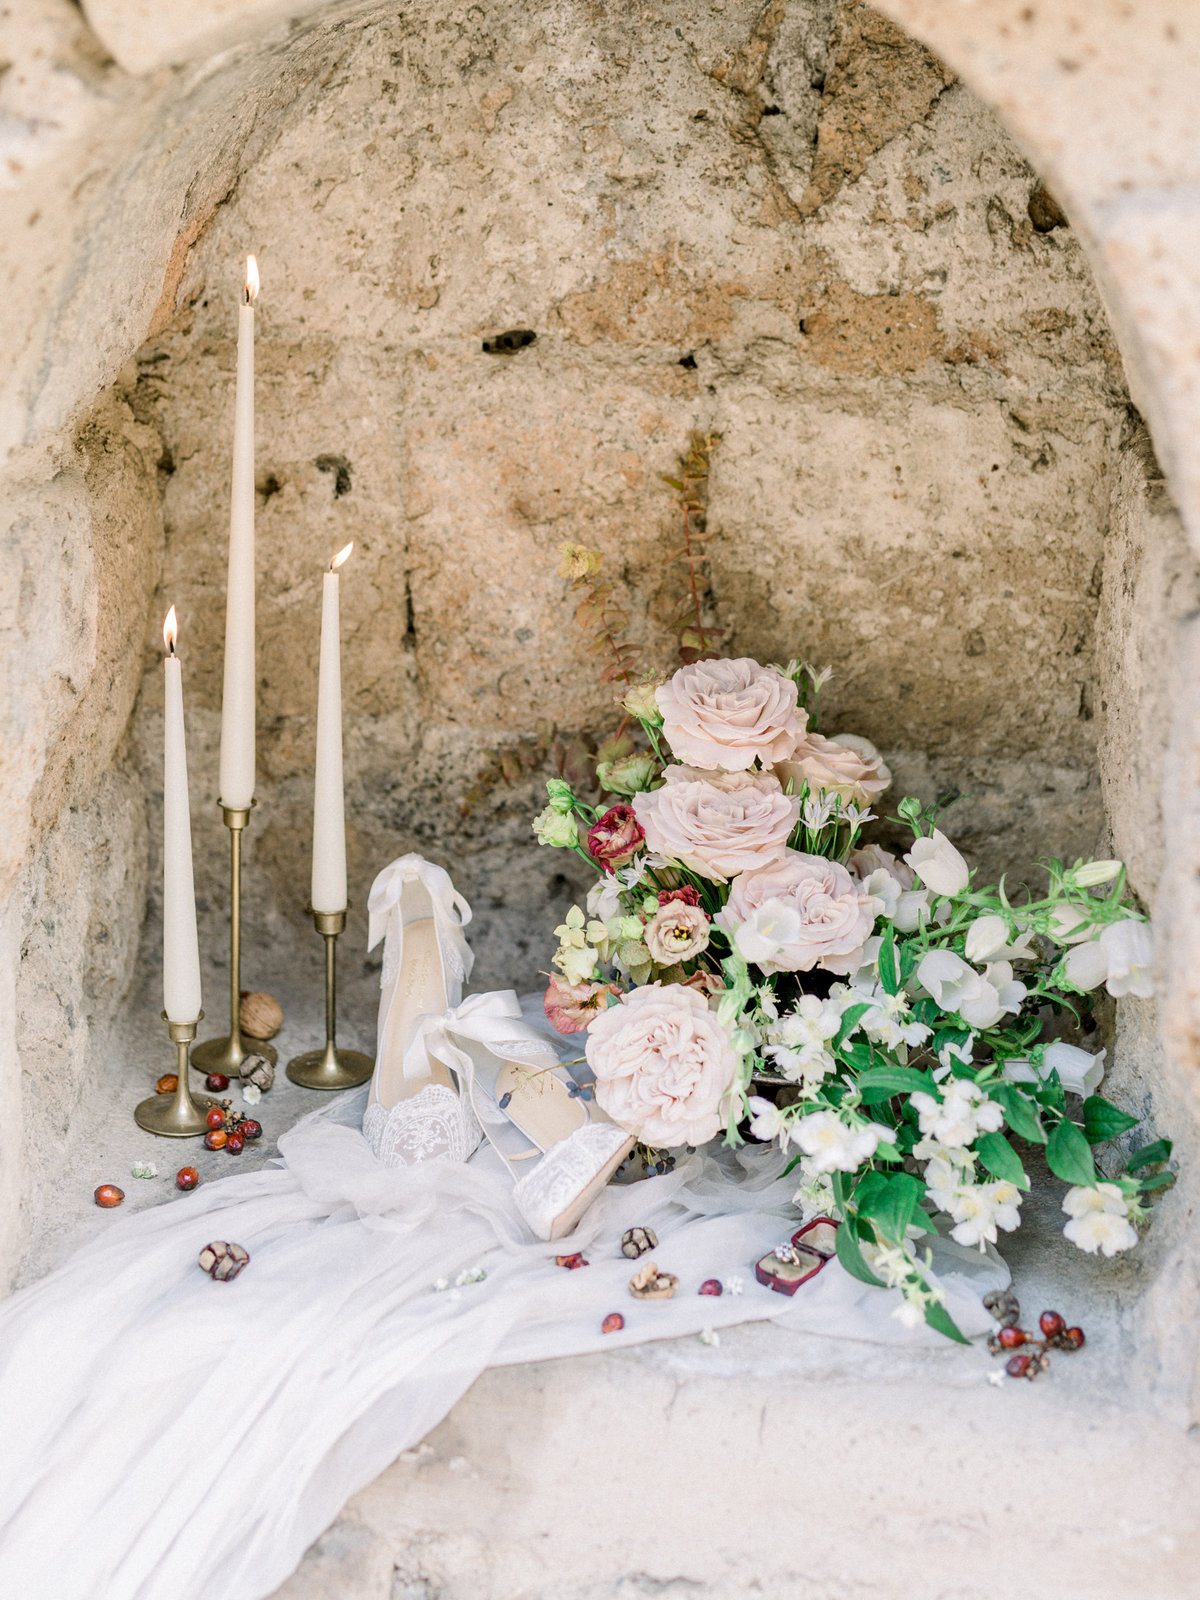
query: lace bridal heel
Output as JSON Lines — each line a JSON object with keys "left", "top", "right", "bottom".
{"left": 449, "top": 998, "right": 636, "bottom": 1241}
{"left": 362, "top": 855, "right": 483, "bottom": 1166}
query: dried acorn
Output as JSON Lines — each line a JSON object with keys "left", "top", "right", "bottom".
{"left": 198, "top": 1241, "right": 250, "bottom": 1281}
{"left": 240, "top": 1054, "right": 275, "bottom": 1093}
{"left": 621, "top": 1226, "right": 657, "bottom": 1260}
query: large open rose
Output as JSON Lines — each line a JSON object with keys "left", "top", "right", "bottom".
{"left": 716, "top": 849, "right": 878, "bottom": 974}
{"left": 585, "top": 983, "right": 738, "bottom": 1146}
{"left": 657, "top": 658, "right": 805, "bottom": 770}
{"left": 776, "top": 731, "right": 890, "bottom": 806}
{"left": 632, "top": 771, "right": 800, "bottom": 880}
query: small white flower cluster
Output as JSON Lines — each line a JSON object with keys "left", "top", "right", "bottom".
{"left": 1062, "top": 1183, "right": 1139, "bottom": 1256}
{"left": 917, "top": 1129, "right": 1023, "bottom": 1251}
{"left": 748, "top": 1100, "right": 895, "bottom": 1172}
{"left": 910, "top": 1080, "right": 1003, "bottom": 1147}
{"left": 760, "top": 993, "right": 843, "bottom": 1090}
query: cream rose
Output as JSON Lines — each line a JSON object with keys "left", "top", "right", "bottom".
{"left": 716, "top": 849, "right": 878, "bottom": 974}
{"left": 585, "top": 983, "right": 739, "bottom": 1146}
{"left": 632, "top": 772, "right": 800, "bottom": 881}
{"left": 776, "top": 731, "right": 891, "bottom": 806}
{"left": 657, "top": 658, "right": 806, "bottom": 771}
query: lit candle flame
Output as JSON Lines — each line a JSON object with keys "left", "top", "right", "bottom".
{"left": 244, "top": 255, "right": 260, "bottom": 304}
{"left": 330, "top": 541, "right": 353, "bottom": 572}
{"left": 163, "top": 606, "right": 178, "bottom": 653}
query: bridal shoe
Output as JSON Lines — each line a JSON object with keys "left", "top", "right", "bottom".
{"left": 453, "top": 995, "right": 635, "bottom": 1241}
{"left": 362, "top": 855, "right": 483, "bottom": 1166}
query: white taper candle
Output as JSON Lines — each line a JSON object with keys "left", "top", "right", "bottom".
{"left": 162, "top": 608, "right": 203, "bottom": 1024}
{"left": 218, "top": 254, "right": 259, "bottom": 810}
{"left": 311, "top": 543, "right": 353, "bottom": 914}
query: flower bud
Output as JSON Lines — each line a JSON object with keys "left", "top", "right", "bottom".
{"left": 532, "top": 806, "right": 579, "bottom": 849}
{"left": 964, "top": 914, "right": 1009, "bottom": 964}
{"left": 1073, "top": 859, "right": 1123, "bottom": 888}
{"left": 597, "top": 751, "right": 659, "bottom": 796}
{"left": 622, "top": 678, "right": 665, "bottom": 725}
{"left": 545, "top": 778, "right": 576, "bottom": 814}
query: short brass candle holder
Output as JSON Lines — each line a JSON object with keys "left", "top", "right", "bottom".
{"left": 134, "top": 1014, "right": 217, "bottom": 1137}
{"left": 193, "top": 802, "right": 278, "bottom": 1078}
{"left": 286, "top": 909, "right": 373, "bottom": 1091}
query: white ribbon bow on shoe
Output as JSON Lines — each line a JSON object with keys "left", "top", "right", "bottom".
{"left": 401, "top": 990, "right": 558, "bottom": 1098}
{"left": 367, "top": 854, "right": 475, "bottom": 989}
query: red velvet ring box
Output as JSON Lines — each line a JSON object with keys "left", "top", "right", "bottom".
{"left": 754, "top": 1216, "right": 840, "bottom": 1296}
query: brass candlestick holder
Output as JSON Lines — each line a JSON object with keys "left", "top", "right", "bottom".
{"left": 134, "top": 1014, "right": 217, "bottom": 1137}
{"left": 193, "top": 803, "right": 277, "bottom": 1078}
{"left": 286, "top": 909, "right": 373, "bottom": 1090}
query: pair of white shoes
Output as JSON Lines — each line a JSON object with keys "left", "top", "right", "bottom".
{"left": 360, "top": 855, "right": 634, "bottom": 1241}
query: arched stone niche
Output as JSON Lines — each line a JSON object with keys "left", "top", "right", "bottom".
{"left": 2, "top": 0, "right": 1198, "bottom": 1420}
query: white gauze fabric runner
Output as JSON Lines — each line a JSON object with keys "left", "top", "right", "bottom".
{"left": 0, "top": 1004, "right": 1006, "bottom": 1600}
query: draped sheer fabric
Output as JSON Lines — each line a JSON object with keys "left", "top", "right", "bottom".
{"left": 0, "top": 1005, "right": 1006, "bottom": 1600}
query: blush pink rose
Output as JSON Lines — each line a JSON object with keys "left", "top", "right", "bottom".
{"left": 585, "top": 983, "right": 739, "bottom": 1147}
{"left": 644, "top": 900, "right": 711, "bottom": 965}
{"left": 632, "top": 771, "right": 800, "bottom": 881}
{"left": 716, "top": 849, "right": 878, "bottom": 974}
{"left": 776, "top": 731, "right": 891, "bottom": 806}
{"left": 656, "top": 658, "right": 806, "bottom": 771}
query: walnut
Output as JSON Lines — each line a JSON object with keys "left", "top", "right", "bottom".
{"left": 239, "top": 992, "right": 283, "bottom": 1041}
{"left": 628, "top": 1260, "right": 678, "bottom": 1301}
{"left": 240, "top": 1054, "right": 275, "bottom": 1093}
{"left": 621, "top": 1226, "right": 658, "bottom": 1259}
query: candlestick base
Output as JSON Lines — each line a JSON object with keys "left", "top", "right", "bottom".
{"left": 134, "top": 1016, "right": 217, "bottom": 1138}
{"left": 192, "top": 1034, "right": 278, "bottom": 1076}
{"left": 286, "top": 1043, "right": 374, "bottom": 1092}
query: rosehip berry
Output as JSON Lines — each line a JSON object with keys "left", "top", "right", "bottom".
{"left": 1005, "top": 1353, "right": 1033, "bottom": 1378}
{"left": 225, "top": 1133, "right": 244, "bottom": 1154}
{"left": 601, "top": 1312, "right": 624, "bottom": 1334}
{"left": 94, "top": 1184, "right": 124, "bottom": 1208}
{"left": 156, "top": 1073, "right": 178, "bottom": 1095}
{"left": 205, "top": 1107, "right": 226, "bottom": 1131}
{"left": 699, "top": 1279, "right": 723, "bottom": 1296}
{"left": 205, "top": 1074, "right": 229, "bottom": 1092}
{"left": 175, "top": 1167, "right": 199, "bottom": 1191}
{"left": 1062, "top": 1326, "right": 1086, "bottom": 1350}
{"left": 554, "top": 1252, "right": 588, "bottom": 1269}
{"left": 1039, "top": 1310, "right": 1066, "bottom": 1339}
{"left": 998, "top": 1325, "right": 1027, "bottom": 1348}
{"left": 203, "top": 1129, "right": 227, "bottom": 1151}
{"left": 240, "top": 1119, "right": 262, "bottom": 1141}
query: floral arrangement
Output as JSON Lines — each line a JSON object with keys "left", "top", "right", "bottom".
{"left": 530, "top": 547, "right": 1172, "bottom": 1341}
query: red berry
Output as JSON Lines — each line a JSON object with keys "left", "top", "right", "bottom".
{"left": 699, "top": 1279, "right": 723, "bottom": 1296}
{"left": 94, "top": 1184, "right": 124, "bottom": 1208}
{"left": 175, "top": 1167, "right": 199, "bottom": 1191}
{"left": 998, "top": 1325, "right": 1027, "bottom": 1348}
{"left": 240, "top": 1119, "right": 262, "bottom": 1141}
{"left": 555, "top": 1252, "right": 588, "bottom": 1269}
{"left": 204, "top": 1129, "right": 227, "bottom": 1151}
{"left": 1062, "top": 1326, "right": 1086, "bottom": 1350}
{"left": 156, "top": 1073, "right": 178, "bottom": 1094}
{"left": 205, "top": 1107, "right": 226, "bottom": 1131}
{"left": 601, "top": 1312, "right": 624, "bottom": 1334}
{"left": 205, "top": 1074, "right": 229, "bottom": 1092}
{"left": 1005, "top": 1353, "right": 1033, "bottom": 1378}
{"left": 225, "top": 1133, "right": 244, "bottom": 1154}
{"left": 1039, "top": 1310, "right": 1066, "bottom": 1339}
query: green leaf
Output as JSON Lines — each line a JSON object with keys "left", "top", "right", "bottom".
{"left": 839, "top": 1039, "right": 875, "bottom": 1074}
{"left": 988, "top": 1081, "right": 1046, "bottom": 1145}
{"left": 833, "top": 1217, "right": 886, "bottom": 1287}
{"left": 1137, "top": 1171, "right": 1177, "bottom": 1193}
{"left": 855, "top": 1171, "right": 923, "bottom": 1244}
{"left": 975, "top": 1131, "right": 1030, "bottom": 1191}
{"left": 878, "top": 926, "right": 900, "bottom": 995}
{"left": 924, "top": 1297, "right": 971, "bottom": 1345}
{"left": 1045, "top": 1119, "right": 1097, "bottom": 1186}
{"left": 835, "top": 1002, "right": 871, "bottom": 1049}
{"left": 1082, "top": 1096, "right": 1139, "bottom": 1145}
{"left": 1127, "top": 1137, "right": 1173, "bottom": 1173}
{"left": 855, "top": 1066, "right": 937, "bottom": 1105}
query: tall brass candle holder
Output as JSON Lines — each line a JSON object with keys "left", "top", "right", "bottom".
{"left": 193, "top": 803, "right": 278, "bottom": 1078}
{"left": 134, "top": 1014, "right": 217, "bottom": 1137}
{"left": 286, "top": 909, "right": 373, "bottom": 1090}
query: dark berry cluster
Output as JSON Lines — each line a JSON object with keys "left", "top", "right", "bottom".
{"left": 202, "top": 1100, "right": 263, "bottom": 1155}
{"left": 984, "top": 1291, "right": 1085, "bottom": 1380}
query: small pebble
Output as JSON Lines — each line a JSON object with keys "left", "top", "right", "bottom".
{"left": 698, "top": 1278, "right": 723, "bottom": 1297}
{"left": 175, "top": 1167, "right": 199, "bottom": 1192}
{"left": 94, "top": 1184, "right": 124, "bottom": 1209}
{"left": 205, "top": 1073, "right": 230, "bottom": 1093}
{"left": 155, "top": 1074, "right": 178, "bottom": 1095}
{"left": 601, "top": 1312, "right": 624, "bottom": 1334}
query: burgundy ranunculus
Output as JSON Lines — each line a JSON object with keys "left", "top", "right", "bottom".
{"left": 587, "top": 804, "right": 645, "bottom": 873}
{"left": 658, "top": 885, "right": 701, "bottom": 908}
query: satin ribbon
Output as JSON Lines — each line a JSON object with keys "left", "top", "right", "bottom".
{"left": 366, "top": 853, "right": 473, "bottom": 968}
{"left": 401, "top": 989, "right": 529, "bottom": 1089}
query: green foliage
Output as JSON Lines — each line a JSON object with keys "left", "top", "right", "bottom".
{"left": 1046, "top": 1119, "right": 1097, "bottom": 1187}
{"left": 1082, "top": 1095, "right": 1140, "bottom": 1145}
{"left": 975, "top": 1131, "right": 1029, "bottom": 1190}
